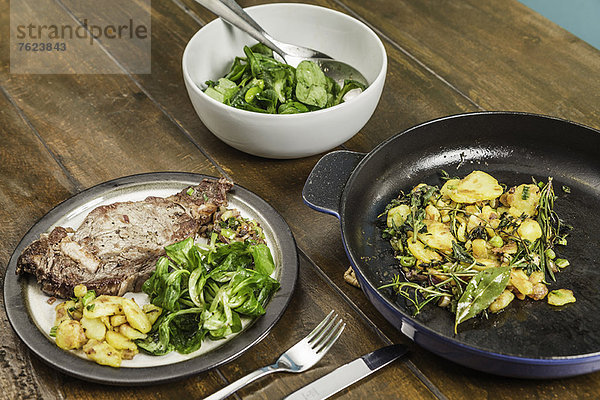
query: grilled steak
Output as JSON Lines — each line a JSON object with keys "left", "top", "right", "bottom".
{"left": 16, "top": 178, "right": 233, "bottom": 298}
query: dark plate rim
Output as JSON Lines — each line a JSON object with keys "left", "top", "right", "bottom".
{"left": 3, "top": 172, "right": 298, "bottom": 385}
{"left": 341, "top": 111, "right": 600, "bottom": 364}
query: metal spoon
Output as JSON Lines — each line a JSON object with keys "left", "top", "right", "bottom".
{"left": 193, "top": 0, "right": 369, "bottom": 87}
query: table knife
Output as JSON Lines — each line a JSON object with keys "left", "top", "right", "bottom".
{"left": 284, "top": 344, "right": 408, "bottom": 400}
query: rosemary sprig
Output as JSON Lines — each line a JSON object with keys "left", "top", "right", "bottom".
{"left": 535, "top": 178, "right": 572, "bottom": 280}
{"left": 380, "top": 276, "right": 449, "bottom": 315}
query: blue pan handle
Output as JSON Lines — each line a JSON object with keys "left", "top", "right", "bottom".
{"left": 302, "top": 150, "right": 365, "bottom": 219}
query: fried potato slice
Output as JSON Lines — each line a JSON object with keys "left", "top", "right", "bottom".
{"left": 83, "top": 295, "right": 123, "bottom": 319}
{"left": 80, "top": 317, "right": 107, "bottom": 341}
{"left": 501, "top": 184, "right": 541, "bottom": 218}
{"left": 119, "top": 323, "right": 147, "bottom": 340}
{"left": 54, "top": 300, "right": 76, "bottom": 326}
{"left": 55, "top": 320, "right": 87, "bottom": 350}
{"left": 441, "top": 171, "right": 503, "bottom": 204}
{"left": 122, "top": 298, "right": 152, "bottom": 333}
{"left": 143, "top": 304, "right": 163, "bottom": 325}
{"left": 548, "top": 289, "right": 576, "bottom": 306}
{"left": 407, "top": 238, "right": 442, "bottom": 263}
{"left": 387, "top": 204, "right": 411, "bottom": 228}
{"left": 489, "top": 290, "right": 515, "bottom": 313}
{"left": 510, "top": 269, "right": 533, "bottom": 297}
{"left": 517, "top": 219, "right": 543, "bottom": 242}
{"left": 106, "top": 330, "right": 137, "bottom": 351}
{"left": 110, "top": 314, "right": 128, "bottom": 327}
{"left": 84, "top": 339, "right": 121, "bottom": 368}
{"left": 419, "top": 220, "right": 454, "bottom": 253}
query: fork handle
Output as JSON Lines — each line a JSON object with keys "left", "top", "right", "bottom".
{"left": 192, "top": 0, "right": 286, "bottom": 59}
{"left": 204, "top": 364, "right": 278, "bottom": 400}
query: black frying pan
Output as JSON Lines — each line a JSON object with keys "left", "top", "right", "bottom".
{"left": 303, "top": 112, "right": 600, "bottom": 378}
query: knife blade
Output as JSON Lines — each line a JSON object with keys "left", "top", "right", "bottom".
{"left": 284, "top": 344, "right": 408, "bottom": 400}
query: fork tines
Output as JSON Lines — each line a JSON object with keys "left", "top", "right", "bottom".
{"left": 307, "top": 310, "right": 346, "bottom": 354}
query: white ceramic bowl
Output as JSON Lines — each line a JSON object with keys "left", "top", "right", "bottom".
{"left": 182, "top": 3, "right": 387, "bottom": 159}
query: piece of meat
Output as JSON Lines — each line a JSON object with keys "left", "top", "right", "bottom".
{"left": 16, "top": 178, "right": 233, "bottom": 298}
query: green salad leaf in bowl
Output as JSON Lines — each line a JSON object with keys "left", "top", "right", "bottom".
{"left": 204, "top": 43, "right": 366, "bottom": 114}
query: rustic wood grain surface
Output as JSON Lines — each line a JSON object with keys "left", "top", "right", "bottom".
{"left": 1, "top": 0, "right": 599, "bottom": 398}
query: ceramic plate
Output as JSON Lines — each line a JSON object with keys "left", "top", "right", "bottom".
{"left": 4, "top": 172, "right": 298, "bottom": 385}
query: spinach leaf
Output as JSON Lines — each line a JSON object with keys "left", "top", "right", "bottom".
{"left": 203, "top": 43, "right": 367, "bottom": 114}
{"left": 244, "top": 45, "right": 263, "bottom": 78}
{"left": 295, "top": 60, "right": 329, "bottom": 108}
{"left": 250, "top": 42, "right": 273, "bottom": 56}
{"left": 225, "top": 57, "right": 248, "bottom": 81}
{"left": 454, "top": 265, "right": 511, "bottom": 333}
{"left": 278, "top": 101, "right": 309, "bottom": 114}
{"left": 255, "top": 89, "right": 279, "bottom": 114}
{"left": 268, "top": 67, "right": 293, "bottom": 103}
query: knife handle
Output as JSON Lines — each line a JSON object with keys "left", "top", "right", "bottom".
{"left": 204, "top": 365, "right": 277, "bottom": 400}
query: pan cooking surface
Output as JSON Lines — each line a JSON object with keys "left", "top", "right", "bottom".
{"left": 342, "top": 113, "right": 600, "bottom": 359}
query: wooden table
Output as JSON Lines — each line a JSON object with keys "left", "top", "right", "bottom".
{"left": 2, "top": 0, "right": 599, "bottom": 398}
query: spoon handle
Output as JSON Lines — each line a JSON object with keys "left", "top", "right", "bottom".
{"left": 193, "top": 0, "right": 286, "bottom": 58}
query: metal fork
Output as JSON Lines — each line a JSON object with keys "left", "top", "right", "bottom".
{"left": 204, "top": 311, "right": 345, "bottom": 400}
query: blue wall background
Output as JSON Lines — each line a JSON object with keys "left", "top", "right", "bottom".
{"left": 519, "top": 0, "right": 600, "bottom": 49}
